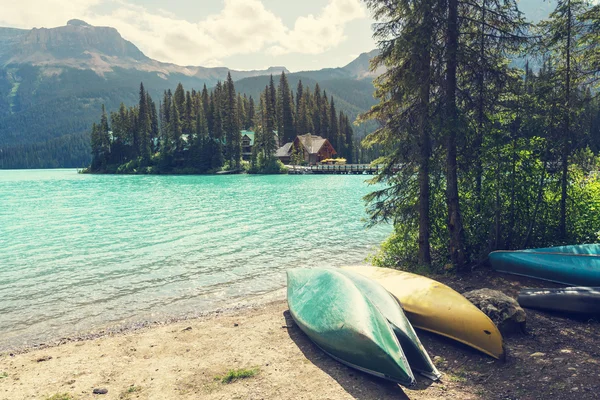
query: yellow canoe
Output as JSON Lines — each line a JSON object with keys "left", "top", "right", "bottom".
{"left": 342, "top": 266, "right": 504, "bottom": 359}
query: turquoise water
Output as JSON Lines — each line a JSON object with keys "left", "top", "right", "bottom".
{"left": 0, "top": 169, "right": 390, "bottom": 349}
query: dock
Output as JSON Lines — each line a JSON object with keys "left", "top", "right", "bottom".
{"left": 287, "top": 164, "right": 382, "bottom": 175}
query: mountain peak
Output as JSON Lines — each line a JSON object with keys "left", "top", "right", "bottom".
{"left": 67, "top": 19, "right": 91, "bottom": 27}
{"left": 1, "top": 21, "right": 148, "bottom": 69}
{"left": 342, "top": 49, "right": 383, "bottom": 79}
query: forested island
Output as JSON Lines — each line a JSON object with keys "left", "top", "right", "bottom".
{"left": 86, "top": 72, "right": 355, "bottom": 174}
{"left": 364, "top": 0, "right": 600, "bottom": 271}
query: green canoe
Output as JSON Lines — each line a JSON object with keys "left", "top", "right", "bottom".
{"left": 287, "top": 268, "right": 416, "bottom": 386}
{"left": 489, "top": 244, "right": 600, "bottom": 286}
{"left": 337, "top": 269, "right": 440, "bottom": 381}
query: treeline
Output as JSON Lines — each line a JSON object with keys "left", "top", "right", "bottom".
{"left": 364, "top": 0, "right": 600, "bottom": 271}
{"left": 89, "top": 72, "right": 354, "bottom": 174}
{"left": 0, "top": 132, "right": 90, "bottom": 169}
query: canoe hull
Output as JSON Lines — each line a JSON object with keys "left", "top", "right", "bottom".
{"left": 342, "top": 266, "right": 504, "bottom": 360}
{"left": 337, "top": 269, "right": 440, "bottom": 381}
{"left": 518, "top": 287, "right": 600, "bottom": 315}
{"left": 490, "top": 247, "right": 600, "bottom": 286}
{"left": 286, "top": 268, "right": 415, "bottom": 386}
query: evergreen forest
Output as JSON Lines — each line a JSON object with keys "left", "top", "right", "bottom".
{"left": 363, "top": 0, "right": 600, "bottom": 270}
{"left": 87, "top": 72, "right": 355, "bottom": 174}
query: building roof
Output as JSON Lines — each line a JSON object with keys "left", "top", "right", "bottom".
{"left": 297, "top": 134, "right": 329, "bottom": 155}
{"left": 241, "top": 130, "right": 255, "bottom": 146}
{"left": 275, "top": 142, "right": 293, "bottom": 158}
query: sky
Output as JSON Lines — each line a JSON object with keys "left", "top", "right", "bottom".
{"left": 0, "top": 0, "right": 378, "bottom": 72}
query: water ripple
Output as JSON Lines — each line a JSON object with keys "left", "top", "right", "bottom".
{"left": 0, "top": 169, "right": 390, "bottom": 349}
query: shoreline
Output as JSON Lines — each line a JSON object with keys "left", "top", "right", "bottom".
{"left": 0, "top": 287, "right": 288, "bottom": 356}
{"left": 1, "top": 270, "right": 598, "bottom": 399}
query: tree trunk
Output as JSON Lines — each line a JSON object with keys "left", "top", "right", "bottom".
{"left": 523, "top": 161, "right": 547, "bottom": 249}
{"left": 446, "top": 0, "right": 468, "bottom": 269}
{"left": 474, "top": 0, "right": 486, "bottom": 214}
{"left": 417, "top": 4, "right": 433, "bottom": 267}
{"left": 560, "top": 0, "right": 572, "bottom": 240}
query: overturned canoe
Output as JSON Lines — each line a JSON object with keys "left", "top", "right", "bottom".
{"left": 287, "top": 268, "right": 415, "bottom": 386}
{"left": 343, "top": 266, "right": 504, "bottom": 359}
{"left": 337, "top": 269, "right": 440, "bottom": 381}
{"left": 518, "top": 287, "right": 600, "bottom": 315}
{"left": 489, "top": 244, "right": 600, "bottom": 286}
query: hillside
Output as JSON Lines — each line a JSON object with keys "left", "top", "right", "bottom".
{"left": 0, "top": 20, "right": 379, "bottom": 169}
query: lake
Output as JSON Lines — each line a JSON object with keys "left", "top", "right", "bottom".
{"left": 0, "top": 169, "right": 390, "bottom": 350}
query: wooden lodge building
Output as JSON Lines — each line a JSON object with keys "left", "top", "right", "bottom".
{"left": 240, "top": 131, "right": 337, "bottom": 165}
{"left": 275, "top": 134, "right": 337, "bottom": 165}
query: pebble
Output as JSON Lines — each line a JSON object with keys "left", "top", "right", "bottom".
{"left": 530, "top": 352, "right": 545, "bottom": 357}
{"left": 182, "top": 327, "right": 192, "bottom": 332}
{"left": 92, "top": 388, "right": 108, "bottom": 394}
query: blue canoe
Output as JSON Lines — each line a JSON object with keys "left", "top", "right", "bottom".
{"left": 489, "top": 244, "right": 600, "bottom": 286}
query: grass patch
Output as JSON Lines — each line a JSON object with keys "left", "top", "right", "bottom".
{"left": 44, "top": 394, "right": 75, "bottom": 400}
{"left": 0, "top": 372, "right": 7, "bottom": 379}
{"left": 214, "top": 367, "right": 260, "bottom": 384}
{"left": 448, "top": 368, "right": 467, "bottom": 383}
{"left": 119, "top": 385, "right": 142, "bottom": 399}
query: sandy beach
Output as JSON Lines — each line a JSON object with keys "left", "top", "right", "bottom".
{"left": 1, "top": 271, "right": 599, "bottom": 400}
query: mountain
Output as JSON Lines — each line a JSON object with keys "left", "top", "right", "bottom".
{"left": 0, "top": 19, "right": 289, "bottom": 80}
{"left": 0, "top": 20, "right": 378, "bottom": 169}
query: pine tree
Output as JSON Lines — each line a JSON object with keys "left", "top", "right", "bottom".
{"left": 320, "top": 92, "right": 329, "bottom": 140}
{"left": 329, "top": 97, "right": 339, "bottom": 154}
{"left": 278, "top": 72, "right": 296, "bottom": 143}
{"left": 268, "top": 75, "right": 278, "bottom": 142}
{"left": 247, "top": 96, "right": 255, "bottom": 130}
{"left": 148, "top": 94, "right": 159, "bottom": 154}
{"left": 361, "top": 0, "right": 444, "bottom": 266}
{"left": 137, "top": 82, "right": 151, "bottom": 161}
{"left": 264, "top": 85, "right": 277, "bottom": 148}
{"left": 174, "top": 83, "right": 186, "bottom": 115}
{"left": 296, "top": 80, "right": 304, "bottom": 121}
{"left": 170, "top": 98, "right": 182, "bottom": 156}
{"left": 313, "top": 84, "right": 322, "bottom": 136}
{"left": 537, "top": 0, "right": 589, "bottom": 240}
{"left": 223, "top": 72, "right": 241, "bottom": 168}
{"left": 343, "top": 114, "right": 354, "bottom": 163}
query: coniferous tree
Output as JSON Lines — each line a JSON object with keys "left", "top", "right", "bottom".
{"left": 170, "top": 97, "right": 183, "bottom": 156}
{"left": 137, "top": 83, "right": 151, "bottom": 161}
{"left": 329, "top": 97, "right": 339, "bottom": 153}
{"left": 267, "top": 75, "right": 278, "bottom": 143}
{"left": 320, "top": 92, "right": 329, "bottom": 140}
{"left": 247, "top": 96, "right": 256, "bottom": 130}
{"left": 223, "top": 73, "right": 241, "bottom": 168}
{"left": 537, "top": 0, "right": 590, "bottom": 240}
{"left": 174, "top": 83, "right": 186, "bottom": 115}
{"left": 296, "top": 81, "right": 304, "bottom": 121}
{"left": 313, "top": 84, "right": 322, "bottom": 136}
{"left": 278, "top": 72, "right": 296, "bottom": 143}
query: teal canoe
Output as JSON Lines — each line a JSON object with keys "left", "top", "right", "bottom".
{"left": 287, "top": 268, "right": 416, "bottom": 386}
{"left": 337, "top": 269, "right": 440, "bottom": 381}
{"left": 489, "top": 244, "right": 600, "bottom": 286}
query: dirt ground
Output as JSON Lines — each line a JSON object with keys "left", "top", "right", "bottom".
{"left": 0, "top": 269, "right": 598, "bottom": 400}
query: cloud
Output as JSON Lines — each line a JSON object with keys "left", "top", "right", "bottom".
{"left": 0, "top": 0, "right": 368, "bottom": 66}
